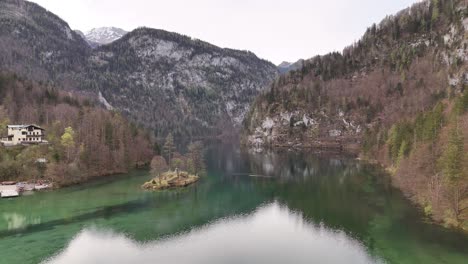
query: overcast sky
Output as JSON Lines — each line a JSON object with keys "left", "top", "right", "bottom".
{"left": 30, "top": 0, "right": 420, "bottom": 64}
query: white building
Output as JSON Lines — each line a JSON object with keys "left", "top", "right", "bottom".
{"left": 0, "top": 125, "right": 47, "bottom": 146}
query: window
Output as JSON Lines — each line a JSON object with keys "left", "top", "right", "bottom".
{"left": 22, "top": 131, "right": 27, "bottom": 135}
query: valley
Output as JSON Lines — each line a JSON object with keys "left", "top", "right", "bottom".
{"left": 0, "top": 0, "right": 467, "bottom": 263}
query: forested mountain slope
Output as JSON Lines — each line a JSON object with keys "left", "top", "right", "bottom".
{"left": 0, "top": 0, "right": 278, "bottom": 142}
{"left": 243, "top": 0, "right": 467, "bottom": 229}
{"left": 0, "top": 73, "right": 154, "bottom": 186}
{"left": 0, "top": 0, "right": 89, "bottom": 83}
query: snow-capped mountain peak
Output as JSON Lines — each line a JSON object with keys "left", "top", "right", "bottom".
{"left": 278, "top": 61, "right": 292, "bottom": 68}
{"left": 84, "top": 27, "right": 127, "bottom": 47}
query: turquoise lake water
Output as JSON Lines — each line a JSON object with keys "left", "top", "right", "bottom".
{"left": 0, "top": 144, "right": 467, "bottom": 264}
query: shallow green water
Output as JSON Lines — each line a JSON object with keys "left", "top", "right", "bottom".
{"left": 0, "top": 144, "right": 467, "bottom": 264}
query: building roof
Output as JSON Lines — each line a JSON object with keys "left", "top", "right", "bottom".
{"left": 7, "top": 124, "right": 45, "bottom": 130}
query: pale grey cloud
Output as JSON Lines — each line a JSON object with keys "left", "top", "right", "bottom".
{"left": 29, "top": 0, "right": 420, "bottom": 64}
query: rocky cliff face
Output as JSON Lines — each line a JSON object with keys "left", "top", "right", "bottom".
{"left": 0, "top": 0, "right": 278, "bottom": 141}
{"left": 243, "top": 0, "right": 467, "bottom": 151}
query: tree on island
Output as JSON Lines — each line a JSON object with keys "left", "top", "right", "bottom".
{"left": 150, "top": 156, "right": 168, "bottom": 177}
{"left": 163, "top": 133, "right": 176, "bottom": 167}
{"left": 187, "top": 141, "right": 205, "bottom": 176}
{"left": 145, "top": 139, "right": 206, "bottom": 188}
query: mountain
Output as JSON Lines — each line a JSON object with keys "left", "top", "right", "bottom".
{"left": 0, "top": 0, "right": 278, "bottom": 142}
{"left": 277, "top": 59, "right": 304, "bottom": 74}
{"left": 243, "top": 0, "right": 468, "bottom": 228}
{"left": 244, "top": 0, "right": 467, "bottom": 150}
{"left": 79, "top": 27, "right": 278, "bottom": 139}
{"left": 0, "top": 0, "right": 89, "bottom": 82}
{"left": 277, "top": 61, "right": 292, "bottom": 68}
{"left": 84, "top": 27, "right": 128, "bottom": 47}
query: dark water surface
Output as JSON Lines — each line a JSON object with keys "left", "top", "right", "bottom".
{"left": 0, "top": 144, "right": 467, "bottom": 264}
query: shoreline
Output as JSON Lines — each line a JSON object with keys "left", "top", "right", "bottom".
{"left": 246, "top": 143, "right": 467, "bottom": 233}
{"left": 0, "top": 168, "right": 150, "bottom": 198}
{"left": 364, "top": 157, "right": 467, "bottom": 234}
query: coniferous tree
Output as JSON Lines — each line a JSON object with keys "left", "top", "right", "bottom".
{"left": 187, "top": 141, "right": 205, "bottom": 176}
{"left": 439, "top": 126, "right": 466, "bottom": 222}
{"left": 163, "top": 133, "right": 176, "bottom": 167}
{"left": 431, "top": 0, "right": 440, "bottom": 23}
{"left": 397, "top": 140, "right": 409, "bottom": 166}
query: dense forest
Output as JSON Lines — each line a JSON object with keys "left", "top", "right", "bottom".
{"left": 244, "top": 0, "right": 467, "bottom": 230}
{"left": 0, "top": 73, "right": 154, "bottom": 186}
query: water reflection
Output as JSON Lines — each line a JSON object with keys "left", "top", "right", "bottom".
{"left": 0, "top": 144, "right": 466, "bottom": 264}
{"left": 2, "top": 212, "right": 41, "bottom": 230}
{"left": 44, "top": 202, "right": 383, "bottom": 264}
{"left": 259, "top": 152, "right": 359, "bottom": 182}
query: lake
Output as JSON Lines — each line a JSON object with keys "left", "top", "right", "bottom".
{"left": 0, "top": 144, "right": 467, "bottom": 264}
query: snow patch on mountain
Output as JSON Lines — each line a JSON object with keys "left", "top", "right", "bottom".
{"left": 98, "top": 91, "right": 114, "bottom": 110}
{"left": 85, "top": 27, "right": 128, "bottom": 46}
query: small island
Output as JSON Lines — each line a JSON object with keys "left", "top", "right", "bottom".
{"left": 142, "top": 134, "right": 205, "bottom": 190}
{"left": 142, "top": 170, "right": 199, "bottom": 190}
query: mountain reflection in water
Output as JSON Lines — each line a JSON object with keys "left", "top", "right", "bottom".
{"left": 44, "top": 202, "right": 383, "bottom": 264}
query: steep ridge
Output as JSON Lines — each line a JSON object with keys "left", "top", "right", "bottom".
{"left": 0, "top": 0, "right": 90, "bottom": 82}
{"left": 244, "top": 0, "right": 467, "bottom": 150}
{"left": 77, "top": 27, "right": 278, "bottom": 140}
{"left": 243, "top": 0, "right": 467, "bottom": 229}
